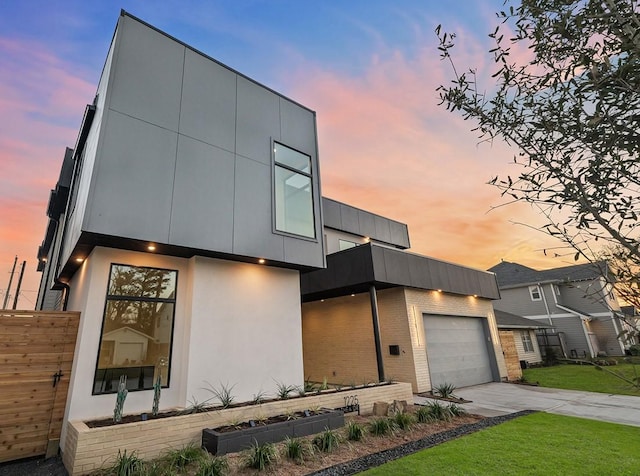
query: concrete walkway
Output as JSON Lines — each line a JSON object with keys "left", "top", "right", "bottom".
{"left": 415, "top": 382, "right": 640, "bottom": 427}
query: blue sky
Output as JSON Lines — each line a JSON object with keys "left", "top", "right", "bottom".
{"left": 0, "top": 1, "right": 562, "bottom": 308}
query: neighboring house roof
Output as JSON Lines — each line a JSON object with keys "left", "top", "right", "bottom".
{"left": 488, "top": 260, "right": 607, "bottom": 288}
{"left": 301, "top": 242, "right": 500, "bottom": 302}
{"left": 494, "top": 309, "right": 553, "bottom": 329}
{"left": 103, "top": 326, "right": 155, "bottom": 341}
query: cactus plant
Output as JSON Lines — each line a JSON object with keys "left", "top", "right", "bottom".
{"left": 113, "top": 375, "right": 128, "bottom": 423}
{"left": 151, "top": 375, "right": 161, "bottom": 416}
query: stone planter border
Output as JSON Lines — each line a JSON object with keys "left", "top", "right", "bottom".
{"left": 63, "top": 382, "right": 413, "bottom": 475}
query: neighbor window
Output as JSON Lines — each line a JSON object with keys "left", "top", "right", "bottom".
{"left": 274, "top": 142, "right": 315, "bottom": 238}
{"left": 93, "top": 264, "right": 177, "bottom": 395}
{"left": 529, "top": 285, "right": 542, "bottom": 301}
{"left": 521, "top": 332, "right": 534, "bottom": 352}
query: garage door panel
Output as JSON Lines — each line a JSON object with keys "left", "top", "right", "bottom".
{"left": 423, "top": 315, "right": 493, "bottom": 388}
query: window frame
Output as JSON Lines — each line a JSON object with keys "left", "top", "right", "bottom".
{"left": 92, "top": 263, "right": 178, "bottom": 395}
{"left": 272, "top": 140, "right": 317, "bottom": 240}
{"left": 521, "top": 332, "right": 535, "bottom": 353}
{"left": 529, "top": 285, "right": 542, "bottom": 301}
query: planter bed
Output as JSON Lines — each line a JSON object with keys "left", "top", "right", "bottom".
{"left": 202, "top": 409, "right": 344, "bottom": 455}
{"left": 63, "top": 382, "right": 413, "bottom": 475}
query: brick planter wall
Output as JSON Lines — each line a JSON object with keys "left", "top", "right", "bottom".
{"left": 63, "top": 382, "right": 412, "bottom": 475}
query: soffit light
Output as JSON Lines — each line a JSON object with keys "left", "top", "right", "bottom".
{"left": 148, "top": 244, "right": 156, "bottom": 251}
{"left": 75, "top": 257, "right": 84, "bottom": 263}
{"left": 258, "top": 258, "right": 266, "bottom": 264}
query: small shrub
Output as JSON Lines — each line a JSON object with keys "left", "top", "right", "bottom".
{"left": 423, "top": 401, "right": 452, "bottom": 422}
{"left": 447, "top": 403, "right": 467, "bottom": 417}
{"left": 196, "top": 456, "right": 228, "bottom": 476}
{"left": 543, "top": 346, "right": 559, "bottom": 366}
{"left": 162, "top": 444, "right": 205, "bottom": 470}
{"left": 304, "top": 378, "right": 317, "bottom": 392}
{"left": 251, "top": 390, "right": 267, "bottom": 405}
{"left": 179, "top": 397, "right": 213, "bottom": 414}
{"left": 108, "top": 449, "right": 145, "bottom": 476}
{"left": 274, "top": 380, "right": 298, "bottom": 399}
{"left": 369, "top": 417, "right": 392, "bottom": 436}
{"left": 434, "top": 382, "right": 457, "bottom": 399}
{"left": 628, "top": 344, "right": 640, "bottom": 356}
{"left": 205, "top": 382, "right": 236, "bottom": 408}
{"left": 283, "top": 436, "right": 311, "bottom": 464}
{"left": 415, "top": 406, "right": 434, "bottom": 424}
{"left": 346, "top": 421, "right": 364, "bottom": 441}
{"left": 312, "top": 427, "right": 341, "bottom": 452}
{"left": 392, "top": 411, "right": 415, "bottom": 431}
{"left": 244, "top": 440, "right": 277, "bottom": 471}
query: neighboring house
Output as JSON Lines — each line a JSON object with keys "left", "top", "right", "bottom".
{"left": 301, "top": 198, "right": 508, "bottom": 392}
{"left": 494, "top": 309, "right": 551, "bottom": 365}
{"left": 489, "top": 261, "right": 630, "bottom": 358}
{"left": 35, "top": 11, "right": 508, "bottom": 452}
{"left": 621, "top": 306, "right": 640, "bottom": 346}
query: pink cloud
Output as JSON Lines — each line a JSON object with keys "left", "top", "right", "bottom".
{"left": 287, "top": 25, "right": 562, "bottom": 272}
{"left": 0, "top": 37, "right": 95, "bottom": 308}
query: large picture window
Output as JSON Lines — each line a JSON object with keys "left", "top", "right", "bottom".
{"left": 93, "top": 264, "right": 177, "bottom": 395}
{"left": 274, "top": 142, "right": 315, "bottom": 238}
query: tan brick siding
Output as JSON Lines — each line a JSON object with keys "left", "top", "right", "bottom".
{"left": 499, "top": 330, "right": 523, "bottom": 381}
{"left": 403, "top": 288, "right": 508, "bottom": 387}
{"left": 302, "top": 294, "right": 379, "bottom": 385}
{"left": 63, "top": 383, "right": 413, "bottom": 475}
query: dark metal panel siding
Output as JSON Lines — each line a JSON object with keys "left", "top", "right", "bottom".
{"left": 374, "top": 216, "right": 392, "bottom": 244}
{"left": 322, "top": 198, "right": 341, "bottom": 230}
{"left": 340, "top": 204, "right": 360, "bottom": 235}
{"left": 357, "top": 210, "right": 376, "bottom": 239}
{"left": 390, "top": 220, "right": 410, "bottom": 249}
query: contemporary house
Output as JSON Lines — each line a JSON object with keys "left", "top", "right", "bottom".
{"left": 489, "top": 261, "right": 631, "bottom": 358}
{"left": 302, "top": 198, "right": 507, "bottom": 392}
{"left": 36, "top": 11, "right": 324, "bottom": 447}
{"left": 35, "top": 11, "right": 508, "bottom": 454}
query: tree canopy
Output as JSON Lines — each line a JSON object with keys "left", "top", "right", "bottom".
{"left": 437, "top": 0, "right": 640, "bottom": 318}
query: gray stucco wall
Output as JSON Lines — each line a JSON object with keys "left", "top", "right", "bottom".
{"left": 63, "top": 13, "right": 324, "bottom": 271}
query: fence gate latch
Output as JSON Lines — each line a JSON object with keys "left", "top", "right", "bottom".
{"left": 52, "top": 370, "right": 63, "bottom": 388}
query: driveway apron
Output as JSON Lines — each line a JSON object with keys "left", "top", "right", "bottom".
{"left": 415, "top": 382, "right": 640, "bottom": 427}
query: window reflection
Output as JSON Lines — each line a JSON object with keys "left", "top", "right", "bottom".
{"left": 94, "top": 264, "right": 177, "bottom": 394}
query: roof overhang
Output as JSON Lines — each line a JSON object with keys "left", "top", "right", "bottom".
{"left": 301, "top": 243, "right": 500, "bottom": 302}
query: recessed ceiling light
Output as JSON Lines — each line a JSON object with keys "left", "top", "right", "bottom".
{"left": 75, "top": 257, "right": 84, "bottom": 263}
{"left": 148, "top": 244, "right": 156, "bottom": 251}
{"left": 351, "top": 293, "right": 355, "bottom": 297}
{"left": 437, "top": 289, "right": 442, "bottom": 293}
{"left": 258, "top": 258, "right": 266, "bottom": 264}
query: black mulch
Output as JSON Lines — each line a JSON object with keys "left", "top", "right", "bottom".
{"left": 0, "top": 411, "right": 535, "bottom": 476}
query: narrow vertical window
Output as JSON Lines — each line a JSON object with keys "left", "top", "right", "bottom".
{"left": 521, "top": 332, "right": 534, "bottom": 352}
{"left": 274, "top": 142, "right": 315, "bottom": 238}
{"left": 93, "top": 264, "right": 177, "bottom": 394}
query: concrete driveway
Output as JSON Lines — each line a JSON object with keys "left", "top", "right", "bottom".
{"left": 416, "top": 382, "right": 640, "bottom": 427}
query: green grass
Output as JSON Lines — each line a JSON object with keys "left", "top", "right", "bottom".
{"left": 523, "top": 363, "right": 640, "bottom": 396}
{"left": 362, "top": 412, "right": 640, "bottom": 475}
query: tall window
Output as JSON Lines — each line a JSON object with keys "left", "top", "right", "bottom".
{"left": 274, "top": 142, "right": 315, "bottom": 238}
{"left": 93, "top": 264, "right": 177, "bottom": 395}
{"left": 521, "top": 332, "right": 534, "bottom": 352}
{"left": 529, "top": 285, "right": 542, "bottom": 301}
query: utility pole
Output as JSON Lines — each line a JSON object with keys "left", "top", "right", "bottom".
{"left": 2, "top": 255, "right": 17, "bottom": 309}
{"left": 12, "top": 260, "right": 26, "bottom": 310}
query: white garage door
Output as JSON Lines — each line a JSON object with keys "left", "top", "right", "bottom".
{"left": 423, "top": 315, "right": 494, "bottom": 389}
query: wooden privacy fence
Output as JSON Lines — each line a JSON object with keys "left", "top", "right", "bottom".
{"left": 0, "top": 310, "right": 80, "bottom": 463}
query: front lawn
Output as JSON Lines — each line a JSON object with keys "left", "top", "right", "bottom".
{"left": 362, "top": 412, "right": 640, "bottom": 475}
{"left": 523, "top": 362, "right": 640, "bottom": 396}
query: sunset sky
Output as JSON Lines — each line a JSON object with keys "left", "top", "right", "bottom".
{"left": 0, "top": 1, "right": 565, "bottom": 309}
